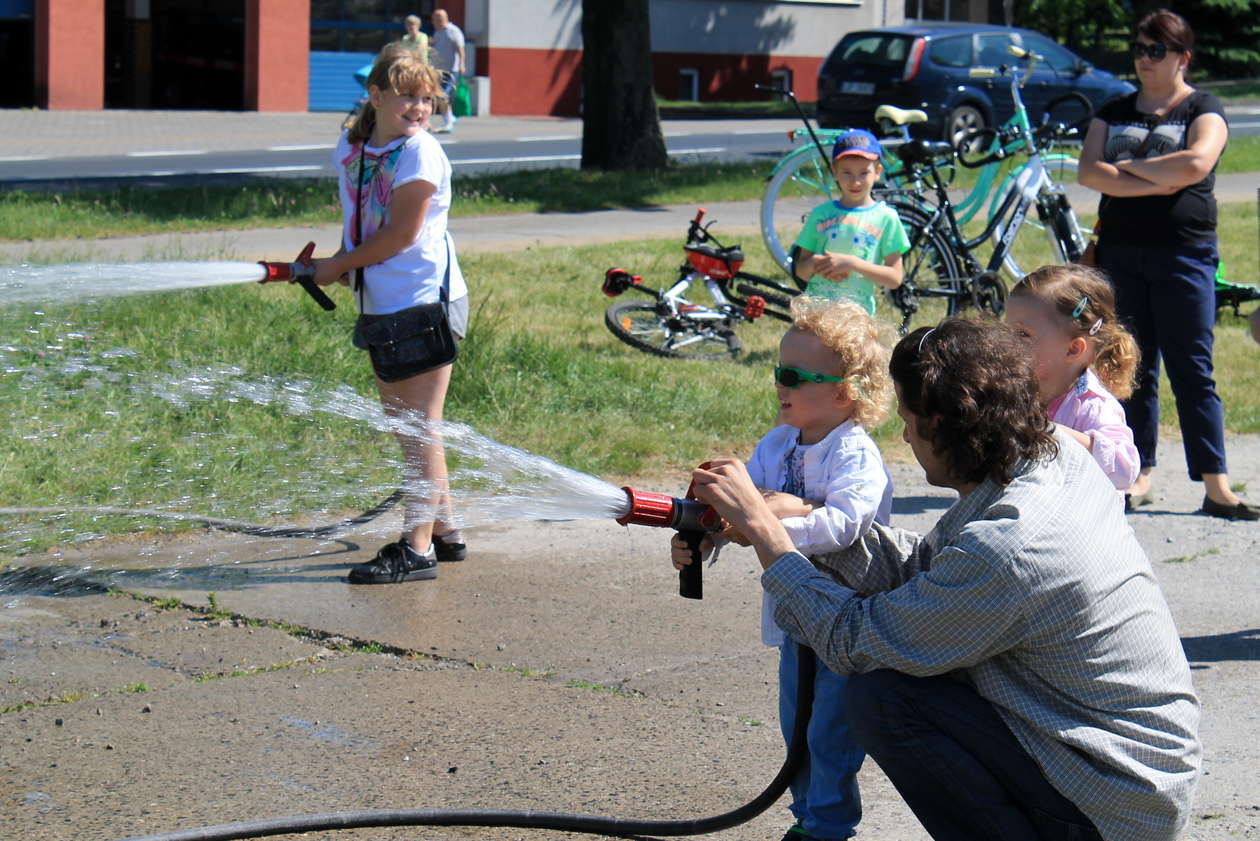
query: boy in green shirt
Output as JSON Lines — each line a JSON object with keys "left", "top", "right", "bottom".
{"left": 793, "top": 129, "right": 910, "bottom": 315}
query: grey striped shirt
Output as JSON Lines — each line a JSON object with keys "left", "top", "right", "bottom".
{"left": 763, "top": 428, "right": 1201, "bottom": 841}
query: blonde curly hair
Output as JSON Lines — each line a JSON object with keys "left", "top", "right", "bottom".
{"left": 788, "top": 296, "right": 892, "bottom": 427}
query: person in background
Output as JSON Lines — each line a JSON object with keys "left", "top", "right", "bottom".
{"left": 1078, "top": 8, "right": 1255, "bottom": 520}
{"left": 791, "top": 129, "right": 909, "bottom": 318}
{"left": 400, "top": 14, "right": 430, "bottom": 63}
{"left": 430, "top": 8, "right": 466, "bottom": 134}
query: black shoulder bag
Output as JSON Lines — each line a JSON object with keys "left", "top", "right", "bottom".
{"left": 349, "top": 143, "right": 458, "bottom": 382}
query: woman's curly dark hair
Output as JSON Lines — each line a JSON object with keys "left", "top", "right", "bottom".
{"left": 892, "top": 319, "right": 1057, "bottom": 486}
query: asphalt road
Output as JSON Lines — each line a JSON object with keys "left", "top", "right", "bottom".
{"left": 0, "top": 120, "right": 800, "bottom": 185}
{"left": 2, "top": 104, "right": 1258, "bottom": 187}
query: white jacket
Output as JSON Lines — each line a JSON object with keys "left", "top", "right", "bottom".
{"left": 747, "top": 420, "right": 892, "bottom": 645}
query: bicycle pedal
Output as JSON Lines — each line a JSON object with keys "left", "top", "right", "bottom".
{"left": 743, "top": 296, "right": 766, "bottom": 320}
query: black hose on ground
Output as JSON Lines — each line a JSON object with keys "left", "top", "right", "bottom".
{"left": 115, "top": 647, "right": 817, "bottom": 841}
{"left": 0, "top": 491, "right": 402, "bottom": 539}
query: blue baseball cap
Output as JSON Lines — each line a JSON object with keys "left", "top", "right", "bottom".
{"left": 832, "top": 128, "right": 882, "bottom": 161}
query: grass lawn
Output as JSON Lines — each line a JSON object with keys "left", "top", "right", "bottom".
{"left": 3, "top": 159, "right": 1260, "bottom": 552}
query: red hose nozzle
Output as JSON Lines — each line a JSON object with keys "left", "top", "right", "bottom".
{"left": 616, "top": 487, "right": 720, "bottom": 532}
{"left": 257, "top": 242, "right": 335, "bottom": 311}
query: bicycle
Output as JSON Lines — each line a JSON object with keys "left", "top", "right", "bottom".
{"left": 599, "top": 208, "right": 800, "bottom": 360}
{"left": 876, "top": 46, "right": 1092, "bottom": 333}
{"left": 759, "top": 89, "right": 1087, "bottom": 284}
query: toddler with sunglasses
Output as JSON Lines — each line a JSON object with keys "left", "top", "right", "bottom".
{"left": 679, "top": 296, "right": 893, "bottom": 841}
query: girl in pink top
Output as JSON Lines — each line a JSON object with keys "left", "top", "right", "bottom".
{"left": 1006, "top": 265, "right": 1141, "bottom": 495}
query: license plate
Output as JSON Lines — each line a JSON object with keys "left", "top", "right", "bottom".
{"left": 841, "top": 81, "right": 875, "bottom": 95}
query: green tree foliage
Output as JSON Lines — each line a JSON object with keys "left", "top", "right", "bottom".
{"left": 1015, "top": 0, "right": 1260, "bottom": 78}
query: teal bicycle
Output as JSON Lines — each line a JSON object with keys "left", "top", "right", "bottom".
{"left": 758, "top": 88, "right": 1086, "bottom": 283}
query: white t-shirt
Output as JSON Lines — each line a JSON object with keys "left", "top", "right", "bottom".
{"left": 333, "top": 129, "right": 468, "bottom": 315}
{"left": 747, "top": 420, "right": 893, "bottom": 645}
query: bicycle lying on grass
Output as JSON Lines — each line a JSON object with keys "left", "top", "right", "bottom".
{"left": 599, "top": 208, "right": 800, "bottom": 360}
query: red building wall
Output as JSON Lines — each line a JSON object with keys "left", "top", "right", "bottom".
{"left": 478, "top": 47, "right": 817, "bottom": 117}
{"left": 479, "top": 46, "right": 582, "bottom": 116}
{"left": 245, "top": 0, "right": 309, "bottom": 111}
{"left": 653, "top": 52, "right": 820, "bottom": 103}
{"left": 36, "top": 0, "right": 104, "bottom": 110}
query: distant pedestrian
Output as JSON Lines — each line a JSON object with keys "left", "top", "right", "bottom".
{"left": 400, "top": 14, "right": 430, "bottom": 64}
{"left": 430, "top": 8, "right": 465, "bottom": 133}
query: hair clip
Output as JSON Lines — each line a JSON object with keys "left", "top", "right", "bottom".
{"left": 1072, "top": 296, "right": 1089, "bottom": 319}
{"left": 917, "top": 328, "right": 935, "bottom": 354}
{"left": 1089, "top": 318, "right": 1103, "bottom": 336}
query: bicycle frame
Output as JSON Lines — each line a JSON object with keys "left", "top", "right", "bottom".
{"left": 902, "top": 48, "right": 1086, "bottom": 288}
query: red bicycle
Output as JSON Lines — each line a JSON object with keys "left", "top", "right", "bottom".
{"left": 599, "top": 209, "right": 800, "bottom": 360}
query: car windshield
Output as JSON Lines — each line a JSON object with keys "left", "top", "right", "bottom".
{"left": 827, "top": 33, "right": 912, "bottom": 73}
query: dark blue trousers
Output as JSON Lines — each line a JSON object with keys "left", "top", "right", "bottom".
{"left": 1098, "top": 239, "right": 1226, "bottom": 479}
{"left": 845, "top": 670, "right": 1102, "bottom": 841}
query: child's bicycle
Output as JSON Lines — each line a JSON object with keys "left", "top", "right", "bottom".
{"left": 600, "top": 208, "right": 800, "bottom": 360}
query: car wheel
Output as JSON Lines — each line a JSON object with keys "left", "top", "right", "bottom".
{"left": 944, "top": 104, "right": 985, "bottom": 147}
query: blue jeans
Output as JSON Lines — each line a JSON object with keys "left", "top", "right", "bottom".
{"left": 779, "top": 642, "right": 863, "bottom": 840}
{"left": 845, "top": 670, "right": 1102, "bottom": 841}
{"left": 440, "top": 71, "right": 461, "bottom": 123}
{"left": 1099, "top": 239, "right": 1226, "bottom": 479}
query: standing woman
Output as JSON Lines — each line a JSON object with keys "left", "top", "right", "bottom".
{"left": 1079, "top": 9, "right": 1255, "bottom": 520}
{"left": 312, "top": 47, "right": 471, "bottom": 582}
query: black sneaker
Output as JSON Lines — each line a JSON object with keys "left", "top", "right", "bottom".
{"left": 348, "top": 539, "right": 437, "bottom": 583}
{"left": 432, "top": 531, "right": 467, "bottom": 562}
{"left": 1200, "top": 495, "right": 1260, "bottom": 521}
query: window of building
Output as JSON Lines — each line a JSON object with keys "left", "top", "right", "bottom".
{"left": 311, "top": 0, "right": 434, "bottom": 52}
{"left": 678, "top": 68, "right": 699, "bottom": 101}
{"left": 770, "top": 67, "right": 793, "bottom": 99}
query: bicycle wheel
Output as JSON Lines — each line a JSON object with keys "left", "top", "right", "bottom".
{"left": 604, "top": 300, "right": 741, "bottom": 360}
{"left": 761, "top": 147, "right": 836, "bottom": 275}
{"left": 989, "top": 154, "right": 1084, "bottom": 280}
{"left": 886, "top": 204, "right": 965, "bottom": 334}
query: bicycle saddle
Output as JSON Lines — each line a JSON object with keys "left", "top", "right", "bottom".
{"left": 896, "top": 139, "right": 954, "bottom": 164}
{"left": 874, "top": 104, "right": 928, "bottom": 126}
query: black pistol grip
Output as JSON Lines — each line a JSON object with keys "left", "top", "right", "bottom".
{"left": 678, "top": 529, "right": 704, "bottom": 600}
{"left": 296, "top": 276, "right": 337, "bottom": 311}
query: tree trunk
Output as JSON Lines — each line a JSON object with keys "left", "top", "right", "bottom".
{"left": 580, "top": 0, "right": 669, "bottom": 171}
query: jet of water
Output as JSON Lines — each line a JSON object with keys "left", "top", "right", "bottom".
{"left": 0, "top": 262, "right": 267, "bottom": 306}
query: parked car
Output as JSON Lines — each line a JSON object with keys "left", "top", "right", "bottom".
{"left": 816, "top": 23, "right": 1135, "bottom": 142}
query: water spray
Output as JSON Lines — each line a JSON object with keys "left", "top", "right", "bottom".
{"left": 257, "top": 241, "right": 336, "bottom": 311}
{"left": 615, "top": 464, "right": 722, "bottom": 600}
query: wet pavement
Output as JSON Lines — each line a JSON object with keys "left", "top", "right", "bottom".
{"left": 3, "top": 443, "right": 1259, "bottom": 840}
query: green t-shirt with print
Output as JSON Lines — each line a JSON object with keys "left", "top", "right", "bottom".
{"left": 793, "top": 200, "right": 910, "bottom": 315}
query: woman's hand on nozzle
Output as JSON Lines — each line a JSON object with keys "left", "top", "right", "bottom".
{"left": 670, "top": 533, "right": 715, "bottom": 570}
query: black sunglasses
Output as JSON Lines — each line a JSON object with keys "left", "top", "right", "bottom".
{"left": 774, "top": 365, "right": 844, "bottom": 389}
{"left": 1130, "top": 41, "right": 1172, "bottom": 61}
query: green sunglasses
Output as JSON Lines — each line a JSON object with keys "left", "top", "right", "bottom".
{"left": 774, "top": 365, "right": 845, "bottom": 388}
